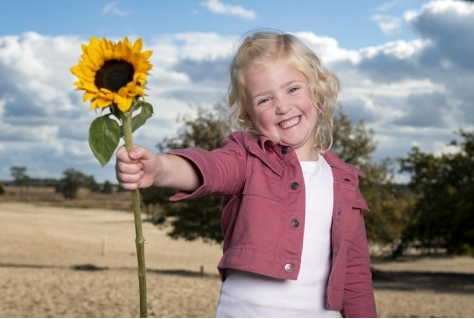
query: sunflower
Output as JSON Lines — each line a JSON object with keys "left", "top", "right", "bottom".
{"left": 71, "top": 37, "right": 153, "bottom": 112}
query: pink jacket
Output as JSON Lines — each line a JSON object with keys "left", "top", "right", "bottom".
{"left": 169, "top": 131, "right": 376, "bottom": 317}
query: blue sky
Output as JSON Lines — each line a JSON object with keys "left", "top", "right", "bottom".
{"left": 0, "top": 0, "right": 473, "bottom": 183}
{"left": 1, "top": 0, "right": 427, "bottom": 48}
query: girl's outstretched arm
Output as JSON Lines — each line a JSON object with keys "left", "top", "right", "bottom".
{"left": 115, "top": 145, "right": 200, "bottom": 192}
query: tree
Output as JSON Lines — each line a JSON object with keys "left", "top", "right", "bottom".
{"left": 56, "top": 169, "right": 80, "bottom": 199}
{"left": 84, "top": 175, "right": 101, "bottom": 193}
{"left": 399, "top": 130, "right": 474, "bottom": 255}
{"left": 101, "top": 180, "right": 113, "bottom": 194}
{"left": 152, "top": 103, "right": 228, "bottom": 243}
{"left": 10, "top": 166, "right": 28, "bottom": 184}
{"left": 139, "top": 186, "right": 175, "bottom": 221}
{"left": 10, "top": 166, "right": 31, "bottom": 200}
{"left": 331, "top": 110, "right": 376, "bottom": 166}
{"left": 331, "top": 110, "right": 415, "bottom": 253}
{"left": 157, "top": 103, "right": 227, "bottom": 152}
{"left": 56, "top": 168, "right": 98, "bottom": 199}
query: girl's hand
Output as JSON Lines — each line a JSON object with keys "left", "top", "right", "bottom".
{"left": 115, "top": 145, "right": 159, "bottom": 190}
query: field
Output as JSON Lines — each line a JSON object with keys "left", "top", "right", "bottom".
{"left": 1, "top": 187, "right": 474, "bottom": 317}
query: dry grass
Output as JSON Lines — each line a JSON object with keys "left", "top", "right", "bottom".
{"left": 1, "top": 195, "right": 474, "bottom": 317}
{"left": 0, "top": 202, "right": 222, "bottom": 317}
{"left": 2, "top": 185, "right": 135, "bottom": 211}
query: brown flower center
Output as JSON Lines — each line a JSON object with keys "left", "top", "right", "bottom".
{"left": 94, "top": 60, "right": 134, "bottom": 92}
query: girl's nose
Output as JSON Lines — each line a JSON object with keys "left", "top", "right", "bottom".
{"left": 276, "top": 101, "right": 291, "bottom": 114}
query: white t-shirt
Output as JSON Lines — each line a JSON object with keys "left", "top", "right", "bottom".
{"left": 216, "top": 156, "right": 339, "bottom": 318}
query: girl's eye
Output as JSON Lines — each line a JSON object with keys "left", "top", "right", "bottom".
{"left": 288, "top": 87, "right": 299, "bottom": 93}
{"left": 257, "top": 98, "right": 270, "bottom": 105}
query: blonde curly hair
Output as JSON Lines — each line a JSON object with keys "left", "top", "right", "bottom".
{"left": 227, "top": 30, "right": 340, "bottom": 151}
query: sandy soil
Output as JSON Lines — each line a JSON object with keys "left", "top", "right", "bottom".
{"left": 1, "top": 202, "right": 473, "bottom": 318}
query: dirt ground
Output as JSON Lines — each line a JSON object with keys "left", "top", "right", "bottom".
{"left": 1, "top": 202, "right": 473, "bottom": 318}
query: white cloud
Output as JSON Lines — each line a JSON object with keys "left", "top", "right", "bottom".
{"left": 405, "top": 0, "right": 474, "bottom": 21}
{"left": 344, "top": 78, "right": 446, "bottom": 98}
{"left": 321, "top": 1, "right": 474, "bottom": 165}
{"left": 102, "top": 2, "right": 129, "bottom": 17}
{"left": 359, "top": 38, "right": 428, "bottom": 60}
{"left": 1, "top": 0, "right": 473, "bottom": 182}
{"left": 433, "top": 140, "right": 461, "bottom": 156}
{"left": 295, "top": 32, "right": 360, "bottom": 64}
{"left": 158, "top": 32, "right": 236, "bottom": 61}
{"left": 200, "top": 0, "right": 256, "bottom": 20}
{"left": 371, "top": 14, "right": 402, "bottom": 34}
{"left": 0, "top": 124, "right": 58, "bottom": 142}
{"left": 374, "top": 0, "right": 403, "bottom": 12}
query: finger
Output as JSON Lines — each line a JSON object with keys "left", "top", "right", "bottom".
{"left": 116, "top": 146, "right": 136, "bottom": 163}
{"left": 117, "top": 170, "right": 144, "bottom": 186}
{"left": 119, "top": 182, "right": 140, "bottom": 191}
{"left": 129, "top": 146, "right": 154, "bottom": 161}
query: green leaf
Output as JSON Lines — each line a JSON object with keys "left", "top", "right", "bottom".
{"left": 88, "top": 114, "right": 121, "bottom": 166}
{"left": 131, "top": 101, "right": 154, "bottom": 133}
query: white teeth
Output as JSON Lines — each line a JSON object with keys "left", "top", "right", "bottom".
{"left": 279, "top": 116, "right": 300, "bottom": 129}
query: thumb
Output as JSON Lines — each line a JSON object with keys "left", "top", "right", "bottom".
{"left": 129, "top": 145, "right": 152, "bottom": 161}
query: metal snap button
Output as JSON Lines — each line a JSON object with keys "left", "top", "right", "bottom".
{"left": 281, "top": 146, "right": 288, "bottom": 154}
{"left": 284, "top": 263, "right": 293, "bottom": 272}
{"left": 291, "top": 219, "right": 299, "bottom": 228}
{"left": 290, "top": 182, "right": 299, "bottom": 190}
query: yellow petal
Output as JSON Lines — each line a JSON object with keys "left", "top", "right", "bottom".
{"left": 81, "top": 53, "right": 99, "bottom": 70}
{"left": 89, "top": 37, "right": 102, "bottom": 51}
{"left": 99, "top": 88, "right": 115, "bottom": 100}
{"left": 83, "top": 91, "right": 97, "bottom": 102}
{"left": 123, "top": 37, "right": 130, "bottom": 47}
{"left": 83, "top": 82, "right": 99, "bottom": 93}
{"left": 126, "top": 43, "right": 134, "bottom": 59}
{"left": 96, "top": 97, "right": 113, "bottom": 108}
{"left": 90, "top": 99, "right": 99, "bottom": 110}
{"left": 86, "top": 46, "right": 104, "bottom": 64}
{"left": 134, "top": 86, "right": 144, "bottom": 96}
{"left": 141, "top": 50, "right": 153, "bottom": 60}
{"left": 132, "top": 38, "right": 143, "bottom": 54}
{"left": 133, "top": 73, "right": 147, "bottom": 87}
{"left": 79, "top": 63, "right": 96, "bottom": 77}
{"left": 114, "top": 95, "right": 133, "bottom": 112}
{"left": 70, "top": 65, "right": 82, "bottom": 76}
{"left": 73, "top": 80, "right": 84, "bottom": 88}
{"left": 103, "top": 49, "right": 114, "bottom": 60}
{"left": 100, "top": 38, "right": 110, "bottom": 51}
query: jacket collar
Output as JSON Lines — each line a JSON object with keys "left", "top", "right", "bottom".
{"left": 322, "top": 150, "right": 366, "bottom": 178}
{"left": 256, "top": 134, "right": 278, "bottom": 150}
{"left": 247, "top": 132, "right": 365, "bottom": 178}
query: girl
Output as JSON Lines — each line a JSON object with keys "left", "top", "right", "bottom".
{"left": 116, "top": 31, "right": 377, "bottom": 318}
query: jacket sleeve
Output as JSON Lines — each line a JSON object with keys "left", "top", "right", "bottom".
{"left": 341, "top": 208, "right": 377, "bottom": 318}
{"left": 167, "top": 133, "right": 247, "bottom": 201}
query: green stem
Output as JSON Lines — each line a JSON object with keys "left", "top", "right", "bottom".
{"left": 122, "top": 110, "right": 148, "bottom": 318}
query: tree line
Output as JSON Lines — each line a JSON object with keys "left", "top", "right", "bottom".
{"left": 2, "top": 103, "right": 473, "bottom": 257}
{"left": 3, "top": 167, "right": 115, "bottom": 199}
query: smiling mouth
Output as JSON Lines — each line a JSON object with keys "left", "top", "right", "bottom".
{"left": 279, "top": 116, "right": 301, "bottom": 129}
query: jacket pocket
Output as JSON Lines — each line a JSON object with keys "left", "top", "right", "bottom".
{"left": 243, "top": 166, "right": 282, "bottom": 201}
{"left": 337, "top": 185, "right": 367, "bottom": 245}
{"left": 243, "top": 152, "right": 282, "bottom": 201}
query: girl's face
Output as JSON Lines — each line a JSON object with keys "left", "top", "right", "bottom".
{"left": 244, "top": 59, "right": 319, "bottom": 160}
